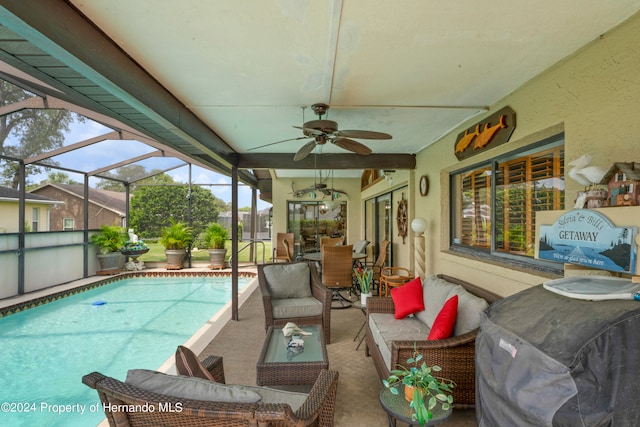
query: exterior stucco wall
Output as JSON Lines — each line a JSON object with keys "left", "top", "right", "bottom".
{"left": 0, "top": 201, "right": 52, "bottom": 232}
{"left": 414, "top": 13, "right": 640, "bottom": 297}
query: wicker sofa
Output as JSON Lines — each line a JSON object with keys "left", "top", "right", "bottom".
{"left": 83, "top": 355, "right": 339, "bottom": 427}
{"left": 365, "top": 274, "right": 501, "bottom": 407}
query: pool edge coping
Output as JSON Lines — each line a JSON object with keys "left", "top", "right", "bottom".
{"left": 0, "top": 269, "right": 257, "bottom": 318}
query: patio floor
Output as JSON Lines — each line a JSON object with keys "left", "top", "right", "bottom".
{"left": 200, "top": 280, "right": 479, "bottom": 426}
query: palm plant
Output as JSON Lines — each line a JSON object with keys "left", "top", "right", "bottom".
{"left": 90, "top": 224, "right": 126, "bottom": 254}
{"left": 159, "top": 219, "right": 193, "bottom": 250}
{"left": 204, "top": 223, "right": 229, "bottom": 249}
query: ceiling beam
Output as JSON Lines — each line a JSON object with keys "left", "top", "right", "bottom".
{"left": 237, "top": 153, "right": 416, "bottom": 170}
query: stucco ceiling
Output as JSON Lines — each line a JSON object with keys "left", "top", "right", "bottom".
{"left": 1, "top": 1, "right": 639, "bottom": 181}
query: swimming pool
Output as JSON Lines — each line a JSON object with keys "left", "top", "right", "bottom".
{"left": 0, "top": 274, "right": 253, "bottom": 427}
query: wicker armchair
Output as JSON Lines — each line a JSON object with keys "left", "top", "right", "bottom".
{"left": 83, "top": 356, "right": 339, "bottom": 427}
{"left": 258, "top": 261, "right": 332, "bottom": 343}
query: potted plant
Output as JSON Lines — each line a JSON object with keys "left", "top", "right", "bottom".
{"left": 90, "top": 224, "right": 126, "bottom": 273}
{"left": 353, "top": 266, "right": 373, "bottom": 305}
{"left": 383, "top": 345, "right": 454, "bottom": 426}
{"left": 204, "top": 222, "right": 229, "bottom": 269}
{"left": 159, "top": 219, "right": 193, "bottom": 269}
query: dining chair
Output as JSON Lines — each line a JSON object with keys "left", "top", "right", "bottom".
{"left": 321, "top": 244, "right": 354, "bottom": 309}
{"left": 352, "top": 239, "right": 370, "bottom": 254}
{"left": 273, "top": 232, "right": 294, "bottom": 262}
{"left": 282, "top": 239, "right": 293, "bottom": 262}
{"left": 361, "top": 240, "right": 390, "bottom": 295}
{"left": 320, "top": 236, "right": 343, "bottom": 249}
{"left": 379, "top": 266, "right": 414, "bottom": 297}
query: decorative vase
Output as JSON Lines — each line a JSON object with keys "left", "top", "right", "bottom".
{"left": 165, "top": 249, "right": 187, "bottom": 269}
{"left": 208, "top": 248, "right": 227, "bottom": 269}
{"left": 360, "top": 292, "right": 372, "bottom": 306}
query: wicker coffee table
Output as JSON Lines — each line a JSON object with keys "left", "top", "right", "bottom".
{"left": 256, "top": 324, "right": 328, "bottom": 386}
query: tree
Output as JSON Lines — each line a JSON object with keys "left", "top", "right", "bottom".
{"left": 0, "top": 81, "right": 80, "bottom": 188}
{"left": 95, "top": 165, "right": 175, "bottom": 191}
{"left": 129, "top": 184, "right": 221, "bottom": 238}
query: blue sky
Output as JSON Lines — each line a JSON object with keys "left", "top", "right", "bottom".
{"left": 25, "top": 117, "right": 271, "bottom": 210}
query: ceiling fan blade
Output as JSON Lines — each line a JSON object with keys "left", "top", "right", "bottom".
{"left": 293, "top": 125, "right": 325, "bottom": 136}
{"left": 247, "top": 136, "right": 309, "bottom": 151}
{"left": 293, "top": 140, "right": 317, "bottom": 161}
{"left": 336, "top": 130, "right": 392, "bottom": 140}
{"left": 333, "top": 138, "right": 372, "bottom": 155}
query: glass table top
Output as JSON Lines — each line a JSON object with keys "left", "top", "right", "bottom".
{"left": 263, "top": 324, "right": 326, "bottom": 363}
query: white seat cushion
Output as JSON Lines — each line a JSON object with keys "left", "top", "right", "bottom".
{"left": 369, "top": 313, "right": 431, "bottom": 370}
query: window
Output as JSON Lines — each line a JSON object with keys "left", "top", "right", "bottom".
{"left": 451, "top": 137, "right": 564, "bottom": 261}
{"left": 31, "top": 207, "right": 39, "bottom": 232}
{"left": 63, "top": 218, "right": 75, "bottom": 231}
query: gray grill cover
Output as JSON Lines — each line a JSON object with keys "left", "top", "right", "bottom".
{"left": 476, "top": 284, "right": 640, "bottom": 426}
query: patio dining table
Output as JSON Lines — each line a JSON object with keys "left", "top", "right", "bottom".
{"left": 302, "top": 251, "right": 367, "bottom": 263}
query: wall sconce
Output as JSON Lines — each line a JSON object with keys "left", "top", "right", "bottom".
{"left": 411, "top": 217, "right": 428, "bottom": 279}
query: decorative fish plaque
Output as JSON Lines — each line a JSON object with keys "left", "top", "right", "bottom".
{"left": 454, "top": 106, "right": 516, "bottom": 160}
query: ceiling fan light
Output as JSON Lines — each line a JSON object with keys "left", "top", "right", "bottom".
{"left": 324, "top": 200, "right": 337, "bottom": 210}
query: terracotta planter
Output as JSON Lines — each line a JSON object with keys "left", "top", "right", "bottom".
{"left": 208, "top": 248, "right": 227, "bottom": 269}
{"left": 165, "top": 249, "right": 187, "bottom": 269}
{"left": 404, "top": 384, "right": 420, "bottom": 402}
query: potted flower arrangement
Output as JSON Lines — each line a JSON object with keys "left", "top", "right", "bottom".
{"left": 383, "top": 346, "right": 454, "bottom": 426}
{"left": 159, "top": 219, "right": 193, "bottom": 269}
{"left": 353, "top": 266, "right": 373, "bottom": 305}
{"left": 204, "top": 222, "right": 229, "bottom": 269}
{"left": 90, "top": 224, "right": 126, "bottom": 273}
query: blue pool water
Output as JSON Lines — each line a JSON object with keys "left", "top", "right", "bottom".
{"left": 0, "top": 275, "right": 251, "bottom": 427}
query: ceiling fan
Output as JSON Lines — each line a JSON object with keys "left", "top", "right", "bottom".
{"left": 250, "top": 103, "right": 392, "bottom": 161}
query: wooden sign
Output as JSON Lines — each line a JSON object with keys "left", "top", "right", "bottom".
{"left": 454, "top": 106, "right": 516, "bottom": 160}
{"left": 538, "top": 209, "right": 637, "bottom": 274}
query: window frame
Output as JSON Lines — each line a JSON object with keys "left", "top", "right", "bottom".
{"left": 31, "top": 207, "right": 39, "bottom": 232}
{"left": 63, "top": 218, "right": 75, "bottom": 231}
{"left": 449, "top": 134, "right": 565, "bottom": 273}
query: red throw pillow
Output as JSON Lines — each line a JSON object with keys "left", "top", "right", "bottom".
{"left": 427, "top": 295, "right": 458, "bottom": 340}
{"left": 175, "top": 345, "right": 217, "bottom": 382}
{"left": 390, "top": 277, "right": 424, "bottom": 319}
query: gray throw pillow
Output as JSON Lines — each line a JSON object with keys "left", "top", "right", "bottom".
{"left": 263, "top": 263, "right": 312, "bottom": 298}
{"left": 415, "top": 275, "right": 456, "bottom": 329}
{"left": 125, "top": 369, "right": 261, "bottom": 403}
{"left": 446, "top": 285, "right": 489, "bottom": 336}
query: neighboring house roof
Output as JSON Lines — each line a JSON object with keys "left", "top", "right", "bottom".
{"left": 0, "top": 185, "right": 58, "bottom": 204}
{"left": 601, "top": 162, "right": 640, "bottom": 183}
{"left": 29, "top": 183, "right": 128, "bottom": 216}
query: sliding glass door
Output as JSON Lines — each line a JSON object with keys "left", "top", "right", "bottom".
{"left": 365, "top": 193, "right": 392, "bottom": 265}
{"left": 287, "top": 201, "right": 347, "bottom": 257}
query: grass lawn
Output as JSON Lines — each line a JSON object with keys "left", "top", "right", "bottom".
{"left": 138, "top": 240, "right": 273, "bottom": 263}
